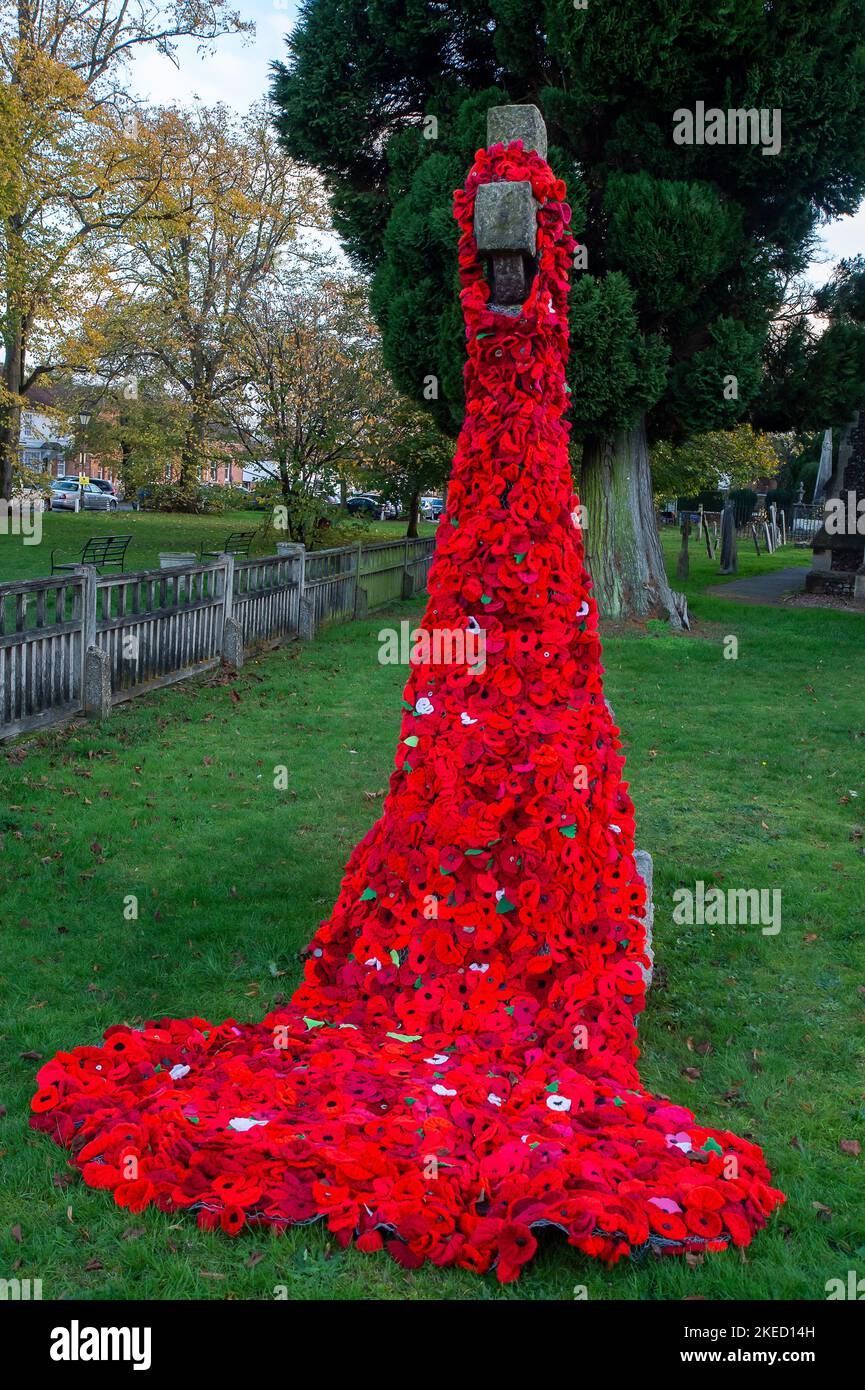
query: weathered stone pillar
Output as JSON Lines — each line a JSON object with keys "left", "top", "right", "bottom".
{"left": 277, "top": 540, "right": 315, "bottom": 638}
{"left": 218, "top": 552, "right": 244, "bottom": 669}
{"left": 75, "top": 565, "right": 111, "bottom": 720}
{"left": 633, "top": 848, "right": 655, "bottom": 989}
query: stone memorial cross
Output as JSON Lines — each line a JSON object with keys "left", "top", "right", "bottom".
{"left": 474, "top": 103, "right": 655, "bottom": 987}
{"left": 473, "top": 105, "right": 547, "bottom": 307}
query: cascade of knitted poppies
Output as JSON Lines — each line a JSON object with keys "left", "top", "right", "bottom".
{"left": 31, "top": 143, "right": 783, "bottom": 1281}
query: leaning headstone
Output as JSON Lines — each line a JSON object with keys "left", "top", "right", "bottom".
{"left": 769, "top": 502, "right": 780, "bottom": 549}
{"left": 814, "top": 427, "right": 833, "bottom": 503}
{"left": 719, "top": 500, "right": 738, "bottom": 573}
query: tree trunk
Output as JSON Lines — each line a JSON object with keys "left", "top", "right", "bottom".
{"left": 406, "top": 487, "right": 420, "bottom": 538}
{"left": 180, "top": 413, "right": 206, "bottom": 489}
{"left": 579, "top": 413, "right": 688, "bottom": 628}
{"left": 0, "top": 317, "right": 24, "bottom": 502}
{"left": 0, "top": 400, "right": 21, "bottom": 501}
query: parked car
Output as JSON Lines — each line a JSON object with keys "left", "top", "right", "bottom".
{"left": 46, "top": 474, "right": 118, "bottom": 498}
{"left": 419, "top": 496, "right": 445, "bottom": 521}
{"left": 346, "top": 493, "right": 395, "bottom": 519}
{"left": 48, "top": 480, "right": 119, "bottom": 511}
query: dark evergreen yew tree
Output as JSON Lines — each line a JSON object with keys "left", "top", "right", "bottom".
{"left": 273, "top": 1, "right": 865, "bottom": 622}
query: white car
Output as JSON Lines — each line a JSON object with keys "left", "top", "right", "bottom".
{"left": 49, "top": 480, "right": 119, "bottom": 511}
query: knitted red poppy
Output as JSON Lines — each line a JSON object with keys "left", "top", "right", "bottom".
{"left": 31, "top": 143, "right": 784, "bottom": 1281}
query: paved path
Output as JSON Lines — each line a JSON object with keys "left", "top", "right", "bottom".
{"left": 706, "top": 566, "right": 808, "bottom": 606}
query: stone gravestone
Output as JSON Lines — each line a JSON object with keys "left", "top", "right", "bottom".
{"left": 814, "top": 427, "right": 833, "bottom": 503}
{"left": 476, "top": 104, "right": 654, "bottom": 988}
{"left": 677, "top": 514, "right": 690, "bottom": 582}
{"left": 719, "top": 499, "right": 738, "bottom": 574}
{"left": 806, "top": 406, "right": 865, "bottom": 598}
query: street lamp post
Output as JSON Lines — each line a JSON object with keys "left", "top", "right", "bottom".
{"left": 75, "top": 411, "right": 91, "bottom": 512}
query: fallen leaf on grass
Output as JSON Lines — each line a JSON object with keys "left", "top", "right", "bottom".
{"left": 839, "top": 1139, "right": 862, "bottom": 1157}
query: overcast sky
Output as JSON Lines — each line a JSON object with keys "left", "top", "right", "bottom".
{"left": 129, "top": 2, "right": 863, "bottom": 287}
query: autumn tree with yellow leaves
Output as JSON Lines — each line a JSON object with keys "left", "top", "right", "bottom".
{"left": 86, "top": 100, "right": 324, "bottom": 497}
{"left": 220, "top": 269, "right": 392, "bottom": 541}
{"left": 651, "top": 426, "right": 781, "bottom": 503}
{"left": 0, "top": 0, "right": 251, "bottom": 499}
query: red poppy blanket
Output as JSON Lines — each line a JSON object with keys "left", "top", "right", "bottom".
{"left": 31, "top": 144, "right": 784, "bottom": 1282}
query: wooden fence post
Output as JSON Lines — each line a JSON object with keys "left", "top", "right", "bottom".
{"left": 353, "top": 541, "right": 368, "bottom": 618}
{"left": 219, "top": 553, "right": 244, "bottom": 669}
{"left": 75, "top": 564, "right": 111, "bottom": 720}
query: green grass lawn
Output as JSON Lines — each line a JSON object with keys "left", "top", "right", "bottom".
{"left": 1, "top": 533, "right": 863, "bottom": 1300}
{"left": 0, "top": 508, "right": 434, "bottom": 584}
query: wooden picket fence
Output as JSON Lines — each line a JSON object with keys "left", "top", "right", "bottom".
{"left": 0, "top": 535, "right": 436, "bottom": 740}
{"left": 304, "top": 536, "right": 434, "bottom": 625}
{"left": 0, "top": 575, "right": 86, "bottom": 736}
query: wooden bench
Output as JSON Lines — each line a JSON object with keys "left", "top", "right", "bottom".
{"left": 200, "top": 530, "right": 257, "bottom": 560}
{"left": 50, "top": 535, "right": 132, "bottom": 575}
